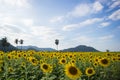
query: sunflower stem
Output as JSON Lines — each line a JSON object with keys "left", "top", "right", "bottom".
{"left": 88, "top": 76, "right": 90, "bottom": 80}
{"left": 25, "top": 63, "right": 28, "bottom": 80}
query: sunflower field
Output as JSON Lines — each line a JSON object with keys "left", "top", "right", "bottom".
{"left": 0, "top": 50, "right": 120, "bottom": 80}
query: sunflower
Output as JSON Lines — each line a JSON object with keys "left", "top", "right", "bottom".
{"left": 71, "top": 59, "right": 76, "bottom": 64}
{"left": 93, "top": 62, "right": 98, "bottom": 67}
{"left": 27, "top": 56, "right": 33, "bottom": 62}
{"left": 78, "top": 58, "right": 81, "bottom": 61}
{"left": 13, "top": 55, "right": 18, "bottom": 60}
{"left": 85, "top": 67, "right": 95, "bottom": 77}
{"left": 23, "top": 53, "right": 27, "bottom": 58}
{"left": 89, "top": 55, "right": 93, "bottom": 59}
{"left": 94, "top": 57, "right": 99, "bottom": 63}
{"left": 40, "top": 63, "right": 52, "bottom": 73}
{"left": 0, "top": 67, "right": 4, "bottom": 72}
{"left": 106, "top": 53, "right": 111, "bottom": 56}
{"left": 7, "top": 54, "right": 12, "bottom": 60}
{"left": 17, "top": 53, "right": 22, "bottom": 58}
{"left": 118, "top": 57, "right": 120, "bottom": 61}
{"left": 0, "top": 51, "right": 4, "bottom": 57}
{"left": 8, "top": 67, "right": 14, "bottom": 72}
{"left": 99, "top": 58, "right": 110, "bottom": 67}
{"left": 59, "top": 58, "right": 66, "bottom": 64}
{"left": 64, "top": 63, "right": 82, "bottom": 79}
{"left": 68, "top": 54, "right": 73, "bottom": 59}
{"left": 31, "top": 58, "right": 38, "bottom": 66}
{"left": 49, "top": 54, "right": 53, "bottom": 59}
{"left": 27, "top": 56, "right": 38, "bottom": 65}
{"left": 89, "top": 59, "right": 93, "bottom": 63}
{"left": 118, "top": 54, "right": 120, "bottom": 57}
{"left": 0, "top": 60, "right": 3, "bottom": 64}
{"left": 21, "top": 62, "right": 26, "bottom": 68}
{"left": 114, "top": 57, "right": 120, "bottom": 62}
{"left": 112, "top": 57, "right": 116, "bottom": 62}
{"left": 40, "top": 60, "right": 44, "bottom": 64}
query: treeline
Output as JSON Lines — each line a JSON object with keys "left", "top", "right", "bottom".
{"left": 0, "top": 37, "right": 16, "bottom": 52}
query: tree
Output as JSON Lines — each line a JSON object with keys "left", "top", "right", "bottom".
{"left": 55, "top": 39, "right": 59, "bottom": 51}
{"left": 1, "top": 37, "right": 10, "bottom": 52}
{"left": 15, "top": 39, "right": 18, "bottom": 46}
{"left": 106, "top": 49, "right": 109, "bottom": 52}
{"left": 19, "top": 39, "right": 23, "bottom": 50}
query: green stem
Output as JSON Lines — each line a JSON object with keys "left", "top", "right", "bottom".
{"left": 25, "top": 71, "right": 27, "bottom": 80}
{"left": 88, "top": 76, "right": 90, "bottom": 80}
{"left": 5, "top": 61, "right": 8, "bottom": 80}
{"left": 25, "top": 63, "right": 28, "bottom": 80}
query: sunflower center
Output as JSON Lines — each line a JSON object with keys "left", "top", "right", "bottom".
{"left": 118, "top": 58, "right": 120, "bottom": 61}
{"left": 101, "top": 59, "right": 108, "bottom": 64}
{"left": 32, "top": 59, "right": 35, "bottom": 63}
{"left": 94, "top": 63, "right": 97, "bottom": 66}
{"left": 118, "top": 55, "right": 120, "bottom": 57}
{"left": 70, "top": 55, "right": 72, "bottom": 58}
{"left": 95, "top": 59, "right": 98, "bottom": 62}
{"left": 72, "top": 60, "right": 75, "bottom": 63}
{"left": 69, "top": 66, "right": 77, "bottom": 75}
{"left": 18, "top": 54, "right": 21, "bottom": 57}
{"left": 43, "top": 64, "right": 48, "bottom": 69}
{"left": 24, "top": 54, "right": 26, "bottom": 57}
{"left": 88, "top": 69, "right": 93, "bottom": 74}
{"left": 8, "top": 56, "right": 11, "bottom": 59}
{"left": 62, "top": 59, "right": 65, "bottom": 63}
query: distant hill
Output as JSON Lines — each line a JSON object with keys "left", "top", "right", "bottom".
{"left": 17, "top": 46, "right": 56, "bottom": 51}
{"left": 0, "top": 37, "right": 99, "bottom": 52}
{"left": 62, "top": 45, "right": 99, "bottom": 52}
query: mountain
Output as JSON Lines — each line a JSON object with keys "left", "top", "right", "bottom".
{"left": 62, "top": 45, "right": 99, "bottom": 52}
{"left": 17, "top": 46, "right": 56, "bottom": 51}
{"left": 0, "top": 37, "right": 99, "bottom": 52}
{"left": 17, "top": 45, "right": 99, "bottom": 52}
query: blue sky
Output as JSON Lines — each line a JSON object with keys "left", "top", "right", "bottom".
{"left": 0, "top": 0, "right": 120, "bottom": 51}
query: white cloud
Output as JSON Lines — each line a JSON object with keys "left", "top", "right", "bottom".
{"left": 96, "top": 0, "right": 110, "bottom": 3}
{"left": 99, "top": 22, "right": 110, "bottom": 28}
{"left": 110, "top": 0, "right": 120, "bottom": 9}
{"left": 69, "top": 4, "right": 91, "bottom": 17}
{"left": 73, "top": 36, "right": 92, "bottom": 43}
{"left": 29, "top": 26, "right": 64, "bottom": 41}
{"left": 50, "top": 3, "right": 92, "bottom": 23}
{"left": 0, "top": 13, "right": 3, "bottom": 17}
{"left": 27, "top": 26, "right": 65, "bottom": 48}
{"left": 63, "top": 18, "right": 103, "bottom": 31}
{"left": 0, "top": 23, "right": 64, "bottom": 48}
{"left": 99, "top": 35, "right": 114, "bottom": 40}
{"left": 1, "top": 17, "right": 15, "bottom": 24}
{"left": 0, "top": 17, "right": 22, "bottom": 33}
{"left": 0, "top": 0, "right": 30, "bottom": 8}
{"left": 81, "top": 18, "right": 103, "bottom": 25}
{"left": 0, "top": 9, "right": 64, "bottom": 48}
{"left": 50, "top": 1, "right": 103, "bottom": 23}
{"left": 109, "top": 9, "right": 120, "bottom": 20}
{"left": 0, "top": 23, "right": 29, "bottom": 46}
{"left": 50, "top": 16, "right": 64, "bottom": 23}
{"left": 0, "top": 23, "right": 24, "bottom": 33}
{"left": 0, "top": 16, "right": 34, "bottom": 27}
{"left": 22, "top": 19, "right": 34, "bottom": 26}
{"left": 62, "top": 24, "right": 78, "bottom": 31}
{"left": 31, "top": 26, "right": 54, "bottom": 36}
{"left": 68, "top": 1, "right": 103, "bottom": 17}
{"left": 93, "top": 1, "right": 103, "bottom": 13}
